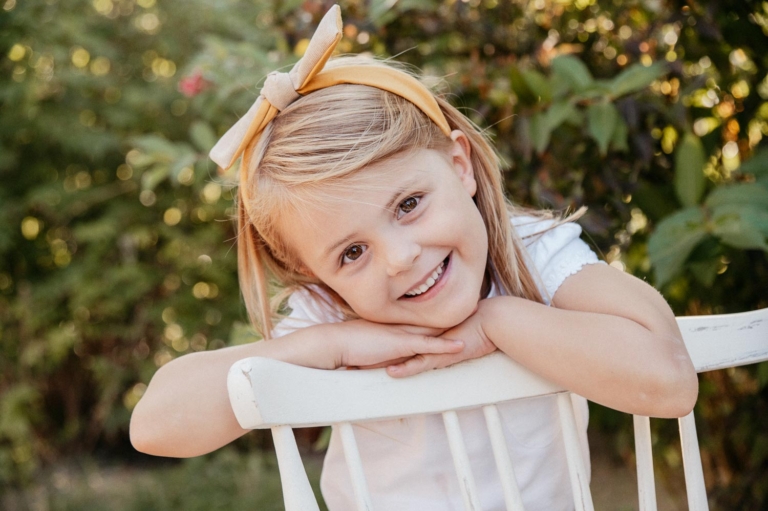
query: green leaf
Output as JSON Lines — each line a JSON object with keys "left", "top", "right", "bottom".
{"left": 509, "top": 65, "right": 537, "bottom": 105}
{"left": 546, "top": 100, "right": 577, "bottom": 130}
{"left": 689, "top": 258, "right": 720, "bottom": 287}
{"left": 711, "top": 204, "right": 768, "bottom": 250}
{"left": 170, "top": 153, "right": 198, "bottom": 183}
{"left": 587, "top": 101, "right": 619, "bottom": 156}
{"left": 189, "top": 121, "right": 218, "bottom": 153}
{"left": 131, "top": 135, "right": 179, "bottom": 161}
{"left": 529, "top": 112, "right": 550, "bottom": 154}
{"left": 521, "top": 70, "right": 552, "bottom": 103}
{"left": 674, "top": 132, "right": 707, "bottom": 207}
{"left": 610, "top": 117, "right": 629, "bottom": 152}
{"left": 632, "top": 182, "right": 678, "bottom": 222}
{"left": 705, "top": 183, "right": 768, "bottom": 209}
{"left": 141, "top": 164, "right": 171, "bottom": 191}
{"left": 551, "top": 55, "right": 594, "bottom": 92}
{"left": 608, "top": 61, "right": 668, "bottom": 97}
{"left": 229, "top": 321, "right": 261, "bottom": 345}
{"left": 737, "top": 147, "right": 768, "bottom": 177}
{"left": 648, "top": 207, "right": 707, "bottom": 286}
{"left": 529, "top": 101, "right": 578, "bottom": 154}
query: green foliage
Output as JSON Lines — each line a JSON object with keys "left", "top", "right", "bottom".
{"left": 3, "top": 449, "right": 328, "bottom": 511}
{"left": 674, "top": 132, "right": 707, "bottom": 207}
{"left": 3, "top": 0, "right": 768, "bottom": 508}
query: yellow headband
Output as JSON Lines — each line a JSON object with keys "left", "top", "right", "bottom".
{"left": 208, "top": 4, "right": 452, "bottom": 190}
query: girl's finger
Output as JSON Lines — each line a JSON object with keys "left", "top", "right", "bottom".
{"left": 355, "top": 356, "right": 412, "bottom": 370}
{"left": 387, "top": 354, "right": 435, "bottom": 378}
{"left": 409, "top": 336, "right": 463, "bottom": 356}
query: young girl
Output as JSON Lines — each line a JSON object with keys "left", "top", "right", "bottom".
{"left": 130, "top": 6, "right": 698, "bottom": 510}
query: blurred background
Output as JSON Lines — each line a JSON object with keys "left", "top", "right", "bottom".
{"left": 2, "top": 0, "right": 767, "bottom": 509}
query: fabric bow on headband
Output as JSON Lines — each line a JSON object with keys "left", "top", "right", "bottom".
{"left": 209, "top": 4, "right": 452, "bottom": 182}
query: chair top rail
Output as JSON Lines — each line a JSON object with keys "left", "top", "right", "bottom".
{"left": 228, "top": 351, "right": 564, "bottom": 429}
{"left": 677, "top": 307, "right": 768, "bottom": 372}
{"left": 228, "top": 308, "right": 768, "bottom": 430}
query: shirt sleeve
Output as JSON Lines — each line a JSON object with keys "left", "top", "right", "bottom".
{"left": 516, "top": 218, "right": 604, "bottom": 304}
{"left": 270, "top": 286, "right": 343, "bottom": 339}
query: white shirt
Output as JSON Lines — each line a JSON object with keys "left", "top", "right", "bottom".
{"left": 272, "top": 216, "right": 604, "bottom": 511}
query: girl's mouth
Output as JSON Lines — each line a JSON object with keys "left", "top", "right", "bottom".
{"left": 400, "top": 254, "right": 451, "bottom": 301}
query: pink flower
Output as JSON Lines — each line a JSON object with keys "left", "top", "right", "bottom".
{"left": 178, "top": 71, "right": 210, "bottom": 97}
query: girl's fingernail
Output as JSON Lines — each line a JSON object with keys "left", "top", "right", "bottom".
{"left": 451, "top": 340, "right": 463, "bottom": 346}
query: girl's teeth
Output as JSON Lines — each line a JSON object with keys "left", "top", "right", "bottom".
{"left": 405, "top": 261, "right": 446, "bottom": 296}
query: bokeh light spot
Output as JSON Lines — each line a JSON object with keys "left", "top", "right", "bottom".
{"left": 71, "top": 47, "right": 90, "bottom": 68}
{"left": 21, "top": 217, "right": 41, "bottom": 240}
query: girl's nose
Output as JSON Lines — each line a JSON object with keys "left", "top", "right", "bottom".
{"left": 384, "top": 235, "right": 421, "bottom": 277}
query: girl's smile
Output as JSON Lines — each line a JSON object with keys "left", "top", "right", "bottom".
{"left": 400, "top": 254, "right": 450, "bottom": 301}
{"left": 277, "top": 133, "right": 489, "bottom": 329}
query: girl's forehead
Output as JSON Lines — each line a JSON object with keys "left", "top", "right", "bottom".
{"left": 301, "top": 149, "right": 445, "bottom": 209}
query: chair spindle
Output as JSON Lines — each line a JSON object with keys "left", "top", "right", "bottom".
{"left": 679, "top": 411, "right": 709, "bottom": 511}
{"left": 338, "top": 422, "right": 374, "bottom": 511}
{"left": 443, "top": 410, "right": 483, "bottom": 511}
{"left": 271, "top": 425, "right": 321, "bottom": 511}
{"left": 632, "top": 415, "right": 658, "bottom": 511}
{"left": 556, "top": 393, "right": 594, "bottom": 511}
{"left": 483, "top": 404, "right": 526, "bottom": 511}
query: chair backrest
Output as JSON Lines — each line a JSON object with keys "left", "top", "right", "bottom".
{"left": 227, "top": 308, "right": 768, "bottom": 511}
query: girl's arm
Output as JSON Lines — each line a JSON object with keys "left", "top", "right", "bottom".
{"left": 129, "top": 320, "right": 462, "bottom": 458}
{"left": 389, "top": 264, "right": 699, "bottom": 419}
{"left": 482, "top": 263, "right": 698, "bottom": 418}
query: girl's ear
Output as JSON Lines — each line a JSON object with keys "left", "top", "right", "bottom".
{"left": 449, "top": 130, "right": 477, "bottom": 197}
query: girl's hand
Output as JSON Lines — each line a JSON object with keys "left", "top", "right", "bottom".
{"left": 384, "top": 299, "right": 498, "bottom": 378}
{"left": 326, "top": 319, "right": 465, "bottom": 370}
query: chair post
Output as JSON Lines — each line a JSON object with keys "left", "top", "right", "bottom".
{"left": 443, "top": 410, "right": 483, "bottom": 511}
{"left": 271, "top": 425, "right": 321, "bottom": 511}
{"left": 632, "top": 415, "right": 658, "bottom": 511}
{"left": 556, "top": 393, "right": 594, "bottom": 511}
{"left": 483, "top": 404, "right": 527, "bottom": 511}
{"left": 338, "top": 422, "right": 374, "bottom": 511}
{"left": 679, "top": 411, "right": 709, "bottom": 510}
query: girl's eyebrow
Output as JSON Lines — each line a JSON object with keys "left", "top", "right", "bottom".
{"left": 324, "top": 234, "right": 357, "bottom": 260}
{"left": 322, "top": 179, "right": 420, "bottom": 260}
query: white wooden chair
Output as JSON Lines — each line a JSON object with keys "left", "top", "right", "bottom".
{"left": 227, "top": 308, "right": 768, "bottom": 511}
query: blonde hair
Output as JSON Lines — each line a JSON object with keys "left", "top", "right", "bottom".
{"left": 235, "top": 56, "right": 582, "bottom": 338}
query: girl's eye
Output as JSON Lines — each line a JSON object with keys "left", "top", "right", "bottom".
{"left": 342, "top": 244, "right": 366, "bottom": 265}
{"left": 397, "top": 196, "right": 420, "bottom": 219}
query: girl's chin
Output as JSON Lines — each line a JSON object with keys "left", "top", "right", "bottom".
{"left": 407, "top": 298, "right": 481, "bottom": 329}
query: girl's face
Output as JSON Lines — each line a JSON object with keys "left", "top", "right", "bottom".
{"left": 278, "top": 131, "right": 489, "bottom": 329}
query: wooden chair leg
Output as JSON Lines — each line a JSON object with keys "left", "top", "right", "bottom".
{"left": 679, "top": 411, "right": 709, "bottom": 511}
{"left": 557, "top": 393, "right": 595, "bottom": 511}
{"left": 633, "top": 415, "right": 658, "bottom": 511}
{"left": 272, "top": 425, "right": 321, "bottom": 511}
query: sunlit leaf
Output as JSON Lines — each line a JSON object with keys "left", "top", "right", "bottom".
{"left": 609, "top": 61, "right": 668, "bottom": 97}
{"left": 131, "top": 135, "right": 180, "bottom": 161}
{"left": 529, "top": 112, "right": 549, "bottom": 154}
{"left": 674, "top": 132, "right": 707, "bottom": 207}
{"left": 141, "top": 164, "right": 171, "bottom": 191}
{"left": 705, "top": 183, "right": 768, "bottom": 209}
{"left": 711, "top": 204, "right": 768, "bottom": 250}
{"left": 551, "top": 55, "right": 594, "bottom": 92}
{"left": 521, "top": 70, "right": 552, "bottom": 103}
{"left": 529, "top": 101, "right": 578, "bottom": 154}
{"left": 189, "top": 121, "right": 218, "bottom": 153}
{"left": 737, "top": 147, "right": 768, "bottom": 178}
{"left": 587, "top": 101, "right": 619, "bottom": 155}
{"left": 648, "top": 207, "right": 707, "bottom": 286}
